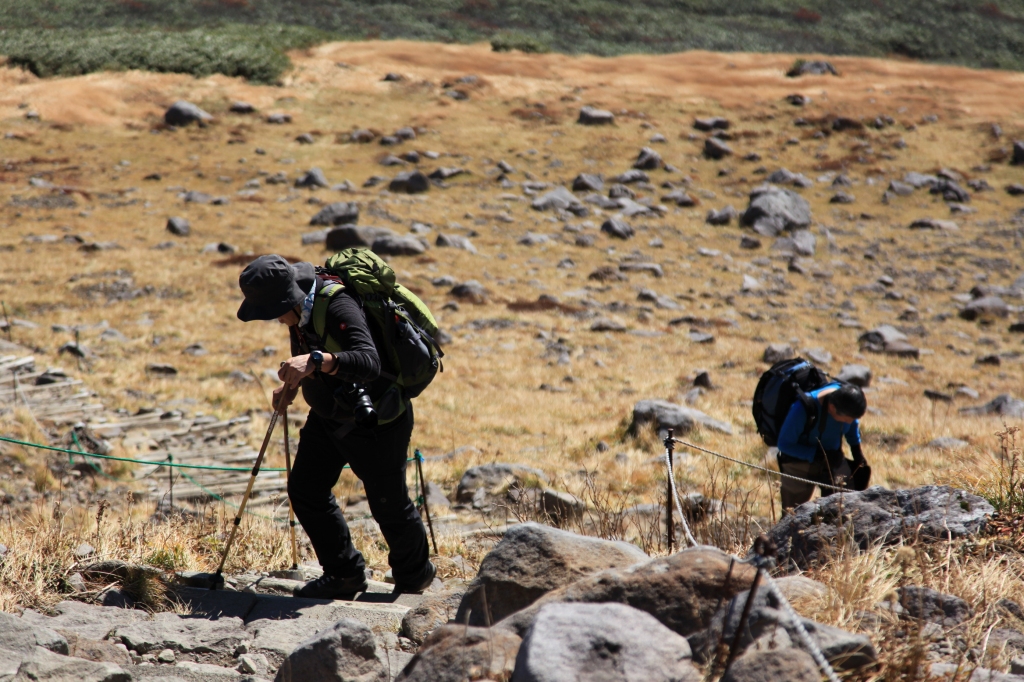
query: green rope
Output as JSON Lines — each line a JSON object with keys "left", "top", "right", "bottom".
{"left": 0, "top": 434, "right": 417, "bottom": 472}
{"left": 177, "top": 469, "right": 286, "bottom": 524}
{"left": 70, "top": 431, "right": 121, "bottom": 482}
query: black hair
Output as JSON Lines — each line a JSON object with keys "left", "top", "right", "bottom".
{"left": 829, "top": 384, "right": 867, "bottom": 420}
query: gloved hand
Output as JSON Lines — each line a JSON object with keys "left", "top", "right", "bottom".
{"left": 850, "top": 442, "right": 867, "bottom": 466}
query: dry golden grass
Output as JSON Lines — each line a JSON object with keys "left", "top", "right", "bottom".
{"left": 0, "top": 41, "right": 1023, "bottom": 675}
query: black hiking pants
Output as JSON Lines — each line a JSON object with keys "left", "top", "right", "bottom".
{"left": 288, "top": 405, "right": 429, "bottom": 584}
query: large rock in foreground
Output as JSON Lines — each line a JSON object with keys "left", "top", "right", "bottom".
{"left": 499, "top": 546, "right": 757, "bottom": 639}
{"left": 770, "top": 485, "right": 993, "bottom": 569}
{"left": 1, "top": 645, "right": 130, "bottom": 682}
{"left": 455, "top": 523, "right": 648, "bottom": 626}
{"left": 741, "top": 184, "right": 811, "bottom": 236}
{"left": 631, "top": 399, "right": 734, "bottom": 437}
{"left": 511, "top": 602, "right": 701, "bottom": 682}
{"left": 274, "top": 618, "right": 387, "bottom": 682}
{"left": 395, "top": 625, "right": 521, "bottom": 682}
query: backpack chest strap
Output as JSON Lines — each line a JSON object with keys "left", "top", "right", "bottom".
{"left": 311, "top": 282, "right": 346, "bottom": 353}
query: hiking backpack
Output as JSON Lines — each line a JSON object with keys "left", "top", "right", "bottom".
{"left": 311, "top": 248, "right": 444, "bottom": 399}
{"left": 751, "top": 358, "right": 832, "bottom": 446}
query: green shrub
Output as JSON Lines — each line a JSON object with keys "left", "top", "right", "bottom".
{"left": 491, "top": 30, "right": 550, "bottom": 54}
{"left": 0, "top": 25, "right": 334, "bottom": 83}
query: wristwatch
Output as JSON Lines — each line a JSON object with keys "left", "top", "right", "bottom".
{"left": 310, "top": 350, "right": 324, "bottom": 372}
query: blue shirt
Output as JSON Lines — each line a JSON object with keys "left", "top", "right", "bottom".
{"left": 777, "top": 383, "right": 861, "bottom": 462}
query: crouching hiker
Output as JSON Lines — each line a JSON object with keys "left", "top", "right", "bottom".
{"left": 776, "top": 382, "right": 868, "bottom": 511}
{"left": 237, "top": 253, "right": 442, "bottom": 599}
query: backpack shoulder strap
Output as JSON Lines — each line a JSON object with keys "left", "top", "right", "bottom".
{"left": 311, "top": 281, "right": 345, "bottom": 352}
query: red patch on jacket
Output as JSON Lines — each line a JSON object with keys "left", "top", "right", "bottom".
{"left": 338, "top": 323, "right": 348, "bottom": 331}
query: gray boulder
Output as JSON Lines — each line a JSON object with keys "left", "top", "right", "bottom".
{"left": 706, "top": 206, "right": 736, "bottom": 226}
{"left": 0, "top": 611, "right": 68, "bottom": 654}
{"left": 633, "top": 146, "right": 663, "bottom": 170}
{"left": 836, "top": 364, "right": 871, "bottom": 387}
{"left": 630, "top": 399, "right": 733, "bottom": 437}
{"left": 578, "top": 107, "right": 615, "bottom": 125}
{"left": 787, "top": 60, "right": 838, "bottom": 77}
{"left": 1014, "top": 140, "right": 1024, "bottom": 165}
{"left": 893, "top": 585, "right": 972, "bottom": 626}
{"left": 932, "top": 663, "right": 1024, "bottom": 681}
{"left": 295, "top": 167, "right": 329, "bottom": 189}
{"left": 164, "top": 101, "right": 212, "bottom": 126}
{"left": 909, "top": 217, "right": 959, "bottom": 231}
{"left": 455, "top": 464, "right": 549, "bottom": 505}
{"left": 371, "top": 234, "right": 427, "bottom": 256}
{"left": 858, "top": 325, "right": 919, "bottom": 358}
{"left": 741, "top": 184, "right": 811, "bottom": 236}
{"left": 769, "top": 485, "right": 994, "bottom": 569}
{"left": 325, "top": 225, "right": 394, "bottom": 250}
{"left": 310, "top": 202, "right": 359, "bottom": 226}
{"left": 694, "top": 117, "right": 730, "bottom": 131}
{"left": 704, "top": 138, "right": 733, "bottom": 159}
{"left": 763, "top": 344, "right": 794, "bottom": 364}
{"left": 499, "top": 546, "right": 758, "bottom": 639}
{"left": 274, "top": 618, "right": 387, "bottom": 682}
{"left": 389, "top": 171, "right": 429, "bottom": 194}
{"left": 1, "top": 646, "right": 129, "bottom": 682}
{"left": 960, "top": 296, "right": 1009, "bottom": 321}
{"left": 455, "top": 523, "right": 647, "bottom": 627}
{"left": 400, "top": 590, "right": 465, "bottom": 645}
{"left": 395, "top": 625, "right": 521, "bottom": 682}
{"left": 21, "top": 601, "right": 146, "bottom": 641}
{"left": 114, "top": 612, "right": 247, "bottom": 656}
{"left": 532, "top": 186, "right": 583, "bottom": 212}
{"left": 572, "top": 174, "right": 603, "bottom": 192}
{"left": 721, "top": 648, "right": 820, "bottom": 682}
{"left": 600, "top": 218, "right": 634, "bottom": 240}
{"left": 449, "top": 280, "right": 488, "bottom": 303}
{"left": 771, "top": 229, "right": 815, "bottom": 256}
{"left": 960, "top": 394, "right": 1024, "bottom": 418}
{"left": 511, "top": 603, "right": 701, "bottom": 682}
{"left": 166, "top": 217, "right": 190, "bottom": 237}
{"left": 434, "top": 233, "right": 476, "bottom": 254}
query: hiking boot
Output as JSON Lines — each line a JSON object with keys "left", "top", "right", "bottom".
{"left": 393, "top": 561, "right": 436, "bottom": 594}
{"left": 293, "top": 571, "right": 368, "bottom": 600}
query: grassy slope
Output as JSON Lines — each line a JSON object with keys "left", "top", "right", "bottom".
{"left": 2, "top": 0, "right": 1024, "bottom": 71}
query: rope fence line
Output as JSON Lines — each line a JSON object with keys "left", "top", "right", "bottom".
{"left": 663, "top": 436, "right": 843, "bottom": 682}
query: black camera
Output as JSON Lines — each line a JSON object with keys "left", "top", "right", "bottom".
{"left": 335, "top": 383, "right": 377, "bottom": 428}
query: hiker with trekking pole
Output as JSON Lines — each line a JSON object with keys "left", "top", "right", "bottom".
{"left": 235, "top": 251, "right": 444, "bottom": 600}
{"left": 753, "top": 359, "right": 871, "bottom": 513}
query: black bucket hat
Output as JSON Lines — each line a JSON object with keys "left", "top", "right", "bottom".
{"left": 237, "top": 255, "right": 315, "bottom": 322}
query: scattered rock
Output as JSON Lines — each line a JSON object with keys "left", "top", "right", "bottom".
{"left": 145, "top": 363, "right": 178, "bottom": 375}
{"left": 266, "top": 113, "right": 292, "bottom": 124}
{"left": 512, "top": 603, "right": 701, "bottom": 682}
{"left": 455, "top": 522, "right": 647, "bottom": 627}
{"left": 309, "top": 202, "right": 359, "bottom": 226}
{"left": 960, "top": 296, "right": 1009, "bottom": 321}
{"left": 894, "top": 586, "right": 973, "bottom": 626}
{"left": 740, "top": 235, "right": 761, "bottom": 249}
{"left": 787, "top": 60, "right": 838, "bottom": 77}
{"left": 166, "top": 217, "right": 190, "bottom": 237}
{"left": 1013, "top": 140, "right": 1024, "bottom": 166}
{"left": 531, "top": 186, "right": 584, "bottom": 213}
{"left": 694, "top": 117, "right": 730, "bottom": 131}
{"left": 372, "top": 234, "right": 428, "bottom": 256}
{"left": 449, "top": 280, "right": 488, "bottom": 303}
{"left": 741, "top": 184, "right": 812, "bottom": 236}
{"left": 389, "top": 171, "right": 430, "bottom": 194}
{"left": 836, "top": 364, "right": 872, "bottom": 387}
{"left": 434, "top": 233, "right": 476, "bottom": 254}
{"left": 704, "top": 138, "right": 733, "bottom": 160}
{"left": 164, "top": 101, "right": 212, "bottom": 127}
{"left": 633, "top": 147, "right": 663, "bottom": 170}
{"left": 830, "top": 191, "right": 855, "bottom": 204}
{"left": 706, "top": 206, "right": 736, "bottom": 225}
{"left": 600, "top": 218, "right": 634, "bottom": 240}
{"left": 295, "top": 168, "right": 329, "bottom": 189}
{"left": 0, "top": 611, "right": 69, "bottom": 654}
{"left": 229, "top": 101, "right": 255, "bottom": 114}
{"left": 858, "top": 325, "right": 919, "bottom": 358}
{"left": 721, "top": 648, "right": 820, "bottom": 682}
{"left": 400, "top": 590, "right": 465, "bottom": 645}
{"left": 395, "top": 625, "right": 521, "bottom": 682}
{"left": 960, "top": 394, "right": 1024, "bottom": 418}
{"left": 630, "top": 399, "right": 733, "bottom": 437}
{"left": 273, "top": 618, "right": 387, "bottom": 682}
{"left": 2, "top": 646, "right": 129, "bottom": 682}
{"left": 909, "top": 217, "right": 959, "bottom": 231}
{"left": 763, "top": 344, "right": 794, "bottom": 364}
{"left": 325, "top": 225, "right": 394, "bottom": 250}
{"left": 115, "top": 612, "right": 248, "bottom": 656}
{"left": 571, "top": 174, "right": 603, "bottom": 192}
{"left": 770, "top": 485, "right": 993, "bottom": 569}
{"left": 578, "top": 106, "right": 615, "bottom": 125}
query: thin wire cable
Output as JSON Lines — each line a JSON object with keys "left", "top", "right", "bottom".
{"left": 664, "top": 444, "right": 698, "bottom": 548}
{"left": 671, "top": 438, "right": 847, "bottom": 493}
{"left": 762, "top": 571, "right": 842, "bottom": 682}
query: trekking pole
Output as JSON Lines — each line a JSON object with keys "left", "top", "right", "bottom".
{"left": 414, "top": 449, "right": 438, "bottom": 555}
{"left": 665, "top": 429, "right": 674, "bottom": 554}
{"left": 211, "top": 409, "right": 280, "bottom": 590}
{"left": 283, "top": 407, "right": 299, "bottom": 571}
